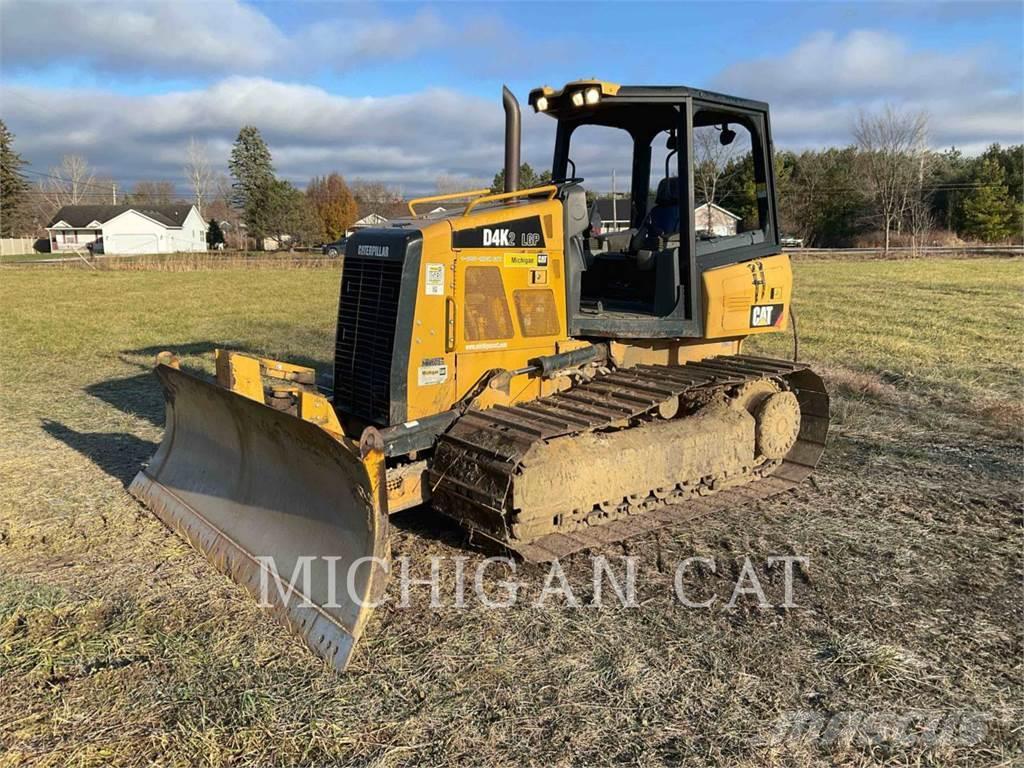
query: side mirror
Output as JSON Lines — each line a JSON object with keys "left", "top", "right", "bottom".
{"left": 720, "top": 125, "right": 736, "bottom": 146}
{"left": 666, "top": 135, "right": 678, "bottom": 150}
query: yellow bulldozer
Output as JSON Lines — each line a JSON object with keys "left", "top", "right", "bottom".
{"left": 131, "top": 80, "right": 829, "bottom": 671}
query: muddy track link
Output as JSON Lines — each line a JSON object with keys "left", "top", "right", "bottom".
{"left": 429, "top": 355, "right": 830, "bottom": 562}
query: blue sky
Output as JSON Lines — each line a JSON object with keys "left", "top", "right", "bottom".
{"left": 2, "top": 0, "right": 1022, "bottom": 194}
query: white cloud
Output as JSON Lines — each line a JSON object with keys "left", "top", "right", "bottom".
{"left": 2, "top": 29, "right": 1019, "bottom": 196}
{"left": 716, "top": 30, "right": 983, "bottom": 104}
{"left": 713, "top": 29, "right": 1024, "bottom": 150}
{"left": 1, "top": 78, "right": 558, "bottom": 193}
{"left": 0, "top": 0, "right": 489, "bottom": 76}
{"left": 0, "top": 0, "right": 282, "bottom": 74}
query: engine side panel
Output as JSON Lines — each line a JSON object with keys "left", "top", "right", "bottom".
{"left": 702, "top": 253, "right": 793, "bottom": 339}
{"left": 403, "top": 198, "right": 575, "bottom": 422}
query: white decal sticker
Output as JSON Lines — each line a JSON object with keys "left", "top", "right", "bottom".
{"left": 425, "top": 263, "right": 445, "bottom": 295}
{"left": 465, "top": 341, "right": 508, "bottom": 351}
{"left": 417, "top": 364, "right": 448, "bottom": 386}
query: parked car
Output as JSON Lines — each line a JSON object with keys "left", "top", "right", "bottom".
{"left": 780, "top": 235, "right": 804, "bottom": 248}
{"left": 322, "top": 238, "right": 347, "bottom": 257}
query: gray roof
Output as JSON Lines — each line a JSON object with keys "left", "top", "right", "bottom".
{"left": 48, "top": 204, "right": 195, "bottom": 228}
{"left": 595, "top": 196, "right": 632, "bottom": 222}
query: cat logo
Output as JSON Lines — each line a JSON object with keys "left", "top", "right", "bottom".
{"left": 750, "top": 303, "right": 784, "bottom": 328}
{"left": 483, "top": 228, "right": 515, "bottom": 247}
{"left": 356, "top": 244, "right": 390, "bottom": 258}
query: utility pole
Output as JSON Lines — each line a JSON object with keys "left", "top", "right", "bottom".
{"left": 611, "top": 169, "right": 617, "bottom": 231}
{"left": 112, "top": 182, "right": 117, "bottom": 204}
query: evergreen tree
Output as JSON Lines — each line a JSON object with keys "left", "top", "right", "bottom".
{"left": 490, "top": 163, "right": 552, "bottom": 193}
{"left": 928, "top": 147, "right": 969, "bottom": 232}
{"left": 0, "top": 120, "right": 30, "bottom": 237}
{"left": 775, "top": 147, "right": 867, "bottom": 246}
{"left": 206, "top": 218, "right": 225, "bottom": 248}
{"left": 960, "top": 157, "right": 1021, "bottom": 242}
{"left": 228, "top": 126, "right": 275, "bottom": 244}
{"left": 306, "top": 173, "right": 358, "bottom": 241}
{"left": 266, "top": 179, "right": 320, "bottom": 247}
{"left": 716, "top": 152, "right": 758, "bottom": 230}
{"left": 979, "top": 144, "right": 1023, "bottom": 205}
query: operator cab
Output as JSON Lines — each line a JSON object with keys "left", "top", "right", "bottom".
{"left": 529, "top": 81, "right": 781, "bottom": 339}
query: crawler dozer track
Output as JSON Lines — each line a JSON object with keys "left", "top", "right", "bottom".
{"left": 429, "top": 355, "right": 829, "bottom": 561}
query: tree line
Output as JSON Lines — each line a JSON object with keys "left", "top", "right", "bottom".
{"left": 0, "top": 121, "right": 406, "bottom": 250}
{"left": 707, "top": 111, "right": 1022, "bottom": 249}
{"left": 1, "top": 111, "right": 1020, "bottom": 248}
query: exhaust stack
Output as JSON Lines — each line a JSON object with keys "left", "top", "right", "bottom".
{"left": 502, "top": 85, "right": 521, "bottom": 193}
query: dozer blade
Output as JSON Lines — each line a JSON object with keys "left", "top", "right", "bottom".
{"left": 129, "top": 364, "right": 389, "bottom": 672}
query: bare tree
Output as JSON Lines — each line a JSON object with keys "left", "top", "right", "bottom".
{"left": 350, "top": 180, "right": 405, "bottom": 218}
{"left": 184, "top": 137, "right": 214, "bottom": 215}
{"left": 853, "top": 106, "right": 929, "bottom": 253}
{"left": 693, "top": 126, "right": 740, "bottom": 234}
{"left": 203, "top": 172, "right": 246, "bottom": 249}
{"left": 130, "top": 180, "right": 176, "bottom": 205}
{"left": 434, "top": 174, "right": 486, "bottom": 195}
{"left": 45, "top": 154, "right": 95, "bottom": 207}
{"left": 907, "top": 178, "right": 934, "bottom": 256}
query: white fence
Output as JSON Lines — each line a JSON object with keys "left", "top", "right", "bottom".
{"left": 0, "top": 238, "right": 38, "bottom": 256}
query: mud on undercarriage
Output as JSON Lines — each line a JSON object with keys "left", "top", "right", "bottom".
{"left": 428, "top": 355, "right": 830, "bottom": 562}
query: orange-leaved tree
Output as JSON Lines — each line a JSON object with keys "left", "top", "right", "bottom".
{"left": 306, "top": 172, "right": 358, "bottom": 242}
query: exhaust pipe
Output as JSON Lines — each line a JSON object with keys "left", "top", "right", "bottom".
{"left": 502, "top": 85, "right": 521, "bottom": 193}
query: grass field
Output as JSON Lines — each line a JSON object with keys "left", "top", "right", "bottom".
{"left": 1, "top": 259, "right": 1021, "bottom": 766}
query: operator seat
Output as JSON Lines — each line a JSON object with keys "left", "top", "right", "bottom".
{"left": 631, "top": 176, "right": 680, "bottom": 253}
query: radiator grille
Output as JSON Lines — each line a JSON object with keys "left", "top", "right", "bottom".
{"left": 464, "top": 266, "right": 513, "bottom": 341}
{"left": 514, "top": 289, "right": 560, "bottom": 337}
{"left": 333, "top": 256, "right": 403, "bottom": 425}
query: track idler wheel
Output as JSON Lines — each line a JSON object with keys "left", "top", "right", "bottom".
{"left": 755, "top": 391, "right": 802, "bottom": 459}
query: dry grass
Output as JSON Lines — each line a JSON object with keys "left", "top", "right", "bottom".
{"left": 1, "top": 251, "right": 340, "bottom": 271}
{"left": 0, "top": 259, "right": 1021, "bottom": 766}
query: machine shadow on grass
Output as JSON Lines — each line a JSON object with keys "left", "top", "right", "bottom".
{"left": 85, "top": 371, "right": 168, "bottom": 428}
{"left": 60, "top": 341, "right": 332, "bottom": 493}
{"left": 86, "top": 342, "right": 331, "bottom": 429}
{"left": 41, "top": 419, "right": 157, "bottom": 487}
{"left": 388, "top": 503, "right": 477, "bottom": 552}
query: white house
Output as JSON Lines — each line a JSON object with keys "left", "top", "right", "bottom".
{"left": 694, "top": 202, "right": 741, "bottom": 237}
{"left": 345, "top": 212, "right": 389, "bottom": 236}
{"left": 594, "top": 197, "right": 743, "bottom": 236}
{"left": 46, "top": 204, "right": 207, "bottom": 255}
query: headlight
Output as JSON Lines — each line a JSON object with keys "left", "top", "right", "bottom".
{"left": 584, "top": 87, "right": 600, "bottom": 105}
{"left": 571, "top": 91, "right": 585, "bottom": 107}
{"left": 535, "top": 95, "right": 549, "bottom": 112}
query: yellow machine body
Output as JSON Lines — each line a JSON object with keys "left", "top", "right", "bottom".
{"left": 130, "top": 79, "right": 826, "bottom": 675}
{"left": 394, "top": 188, "right": 794, "bottom": 421}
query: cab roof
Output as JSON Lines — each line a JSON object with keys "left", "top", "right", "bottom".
{"left": 528, "top": 79, "right": 770, "bottom": 120}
